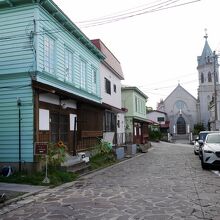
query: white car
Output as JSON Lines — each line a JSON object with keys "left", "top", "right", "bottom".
{"left": 200, "top": 133, "right": 220, "bottom": 169}
{"left": 194, "top": 131, "right": 211, "bottom": 155}
{"left": 198, "top": 131, "right": 220, "bottom": 159}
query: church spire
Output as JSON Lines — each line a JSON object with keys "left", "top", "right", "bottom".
{"left": 197, "top": 29, "right": 213, "bottom": 66}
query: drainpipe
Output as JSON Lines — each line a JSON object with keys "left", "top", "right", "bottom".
{"left": 17, "top": 98, "right": 21, "bottom": 172}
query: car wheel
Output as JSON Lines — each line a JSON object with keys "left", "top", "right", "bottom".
{"left": 201, "top": 156, "right": 208, "bottom": 169}
{"left": 198, "top": 149, "right": 202, "bottom": 159}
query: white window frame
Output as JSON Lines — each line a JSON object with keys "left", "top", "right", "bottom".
{"left": 80, "top": 59, "right": 86, "bottom": 89}
{"left": 91, "top": 67, "right": 97, "bottom": 94}
{"left": 64, "top": 47, "right": 73, "bottom": 82}
{"left": 43, "top": 34, "right": 55, "bottom": 74}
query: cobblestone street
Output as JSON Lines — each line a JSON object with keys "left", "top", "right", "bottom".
{"left": 1, "top": 142, "right": 220, "bottom": 220}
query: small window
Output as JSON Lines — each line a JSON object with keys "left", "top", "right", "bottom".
{"left": 80, "top": 60, "right": 86, "bottom": 89}
{"left": 104, "top": 111, "right": 116, "bottom": 131}
{"left": 44, "top": 34, "right": 55, "bottom": 74}
{"left": 208, "top": 72, "right": 212, "bottom": 82}
{"left": 157, "top": 117, "right": 165, "bottom": 122}
{"left": 114, "top": 84, "right": 117, "bottom": 93}
{"left": 105, "top": 78, "right": 111, "bottom": 94}
{"left": 91, "top": 68, "right": 97, "bottom": 94}
{"left": 135, "top": 96, "right": 138, "bottom": 112}
{"left": 64, "top": 48, "right": 73, "bottom": 82}
{"left": 201, "top": 73, "right": 204, "bottom": 83}
{"left": 117, "top": 120, "right": 120, "bottom": 128}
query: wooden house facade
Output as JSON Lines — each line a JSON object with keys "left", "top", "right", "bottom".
{"left": 121, "top": 86, "right": 149, "bottom": 144}
{"left": 0, "top": 0, "right": 105, "bottom": 168}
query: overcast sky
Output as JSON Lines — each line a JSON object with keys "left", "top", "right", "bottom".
{"left": 53, "top": 0, "right": 220, "bottom": 109}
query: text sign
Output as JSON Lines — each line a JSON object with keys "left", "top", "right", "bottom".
{"left": 35, "top": 142, "right": 48, "bottom": 155}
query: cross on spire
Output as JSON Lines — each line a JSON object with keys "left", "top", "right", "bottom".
{"left": 204, "top": 28, "right": 208, "bottom": 40}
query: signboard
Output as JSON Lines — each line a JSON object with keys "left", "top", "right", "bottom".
{"left": 35, "top": 142, "right": 48, "bottom": 155}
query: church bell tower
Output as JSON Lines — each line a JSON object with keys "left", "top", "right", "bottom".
{"left": 197, "top": 31, "right": 219, "bottom": 129}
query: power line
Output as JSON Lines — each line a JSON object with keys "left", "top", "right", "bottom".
{"left": 77, "top": 0, "right": 201, "bottom": 28}
{"left": 0, "top": 0, "right": 202, "bottom": 43}
{"left": 0, "top": 0, "right": 202, "bottom": 41}
{"left": 149, "top": 79, "right": 198, "bottom": 90}
{"left": 138, "top": 79, "right": 198, "bottom": 95}
{"left": 77, "top": 0, "right": 179, "bottom": 24}
{"left": 79, "top": 1, "right": 184, "bottom": 28}
{"left": 135, "top": 73, "right": 198, "bottom": 88}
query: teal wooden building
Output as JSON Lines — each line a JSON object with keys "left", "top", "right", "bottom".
{"left": 0, "top": 0, "right": 105, "bottom": 169}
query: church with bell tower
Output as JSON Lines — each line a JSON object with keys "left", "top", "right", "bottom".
{"left": 157, "top": 33, "right": 219, "bottom": 135}
{"left": 197, "top": 32, "right": 219, "bottom": 129}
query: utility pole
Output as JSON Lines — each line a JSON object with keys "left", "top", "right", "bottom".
{"left": 213, "top": 51, "right": 218, "bottom": 130}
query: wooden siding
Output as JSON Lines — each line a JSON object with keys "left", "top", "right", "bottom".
{"left": 0, "top": 6, "right": 35, "bottom": 74}
{"left": 36, "top": 6, "right": 101, "bottom": 102}
{"left": 0, "top": 3, "right": 104, "bottom": 163}
{"left": 122, "top": 89, "right": 147, "bottom": 119}
{"left": 0, "top": 4, "right": 102, "bottom": 103}
{"left": 0, "top": 74, "right": 34, "bottom": 162}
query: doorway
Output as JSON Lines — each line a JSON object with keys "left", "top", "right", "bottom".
{"left": 177, "top": 116, "right": 186, "bottom": 134}
{"left": 133, "top": 122, "right": 142, "bottom": 144}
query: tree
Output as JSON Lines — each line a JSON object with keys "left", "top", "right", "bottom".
{"left": 193, "top": 123, "right": 205, "bottom": 135}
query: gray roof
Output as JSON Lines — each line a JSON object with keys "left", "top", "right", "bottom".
{"left": 122, "top": 86, "right": 148, "bottom": 99}
{"left": 197, "top": 38, "right": 213, "bottom": 66}
{"left": 163, "top": 84, "right": 197, "bottom": 104}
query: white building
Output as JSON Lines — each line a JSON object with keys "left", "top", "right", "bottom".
{"left": 92, "top": 39, "right": 125, "bottom": 145}
{"left": 146, "top": 110, "right": 169, "bottom": 131}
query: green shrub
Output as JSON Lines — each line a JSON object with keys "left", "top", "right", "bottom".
{"left": 90, "top": 139, "right": 116, "bottom": 170}
{"left": 149, "top": 129, "right": 162, "bottom": 141}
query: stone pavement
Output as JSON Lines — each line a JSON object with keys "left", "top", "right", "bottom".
{"left": 1, "top": 142, "right": 220, "bottom": 219}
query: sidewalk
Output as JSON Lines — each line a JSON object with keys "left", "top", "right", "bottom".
{"left": 0, "top": 146, "right": 153, "bottom": 210}
{"left": 0, "top": 183, "right": 46, "bottom": 193}
{"left": 0, "top": 183, "right": 47, "bottom": 208}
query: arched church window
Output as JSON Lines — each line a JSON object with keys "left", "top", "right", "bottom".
{"left": 207, "top": 56, "right": 210, "bottom": 63}
{"left": 207, "top": 95, "right": 211, "bottom": 101}
{"left": 208, "top": 72, "right": 212, "bottom": 82}
{"left": 201, "top": 73, "right": 204, "bottom": 83}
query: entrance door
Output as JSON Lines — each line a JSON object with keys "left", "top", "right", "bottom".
{"left": 133, "top": 122, "right": 142, "bottom": 144}
{"left": 177, "top": 116, "right": 186, "bottom": 134}
{"left": 50, "top": 112, "right": 69, "bottom": 146}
